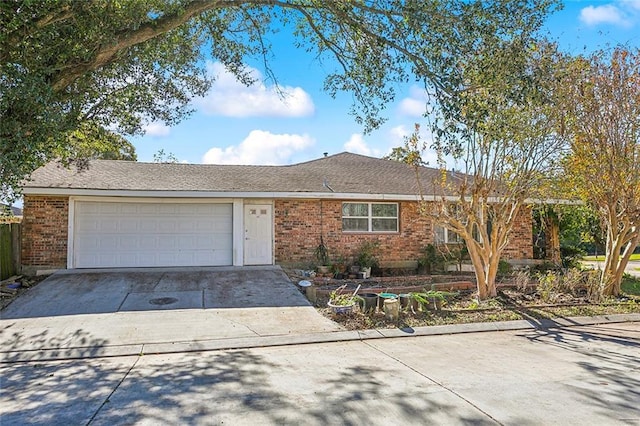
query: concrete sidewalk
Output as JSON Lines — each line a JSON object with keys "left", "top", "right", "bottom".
{"left": 2, "top": 311, "right": 638, "bottom": 363}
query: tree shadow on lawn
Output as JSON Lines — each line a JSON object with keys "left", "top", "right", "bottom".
{"left": 521, "top": 324, "right": 640, "bottom": 418}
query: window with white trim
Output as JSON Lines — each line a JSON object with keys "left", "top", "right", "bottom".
{"left": 434, "top": 226, "right": 463, "bottom": 244}
{"left": 342, "top": 202, "right": 398, "bottom": 233}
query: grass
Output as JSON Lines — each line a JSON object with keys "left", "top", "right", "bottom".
{"left": 583, "top": 254, "right": 640, "bottom": 261}
{"left": 622, "top": 274, "right": 640, "bottom": 295}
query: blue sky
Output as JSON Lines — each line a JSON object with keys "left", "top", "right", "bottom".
{"left": 132, "top": 0, "right": 640, "bottom": 166}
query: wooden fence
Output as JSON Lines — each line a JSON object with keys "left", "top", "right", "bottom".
{"left": 0, "top": 223, "right": 21, "bottom": 280}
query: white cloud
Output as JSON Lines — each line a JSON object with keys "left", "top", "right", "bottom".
{"left": 623, "top": 0, "right": 640, "bottom": 11}
{"left": 143, "top": 122, "right": 170, "bottom": 137}
{"left": 389, "top": 125, "right": 410, "bottom": 144}
{"left": 580, "top": 4, "right": 632, "bottom": 26}
{"left": 397, "top": 86, "right": 429, "bottom": 117}
{"left": 202, "top": 130, "right": 314, "bottom": 165}
{"left": 195, "top": 62, "right": 315, "bottom": 117}
{"left": 386, "top": 124, "right": 443, "bottom": 166}
{"left": 343, "top": 134, "right": 384, "bottom": 157}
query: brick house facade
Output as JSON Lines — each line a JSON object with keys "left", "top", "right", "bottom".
{"left": 274, "top": 199, "right": 532, "bottom": 267}
{"left": 20, "top": 153, "right": 536, "bottom": 272}
{"left": 21, "top": 194, "right": 533, "bottom": 271}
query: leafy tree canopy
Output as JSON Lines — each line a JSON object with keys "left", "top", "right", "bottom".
{"left": 66, "top": 121, "right": 137, "bottom": 162}
{"left": 556, "top": 46, "right": 640, "bottom": 295}
{"left": 0, "top": 0, "right": 558, "bottom": 202}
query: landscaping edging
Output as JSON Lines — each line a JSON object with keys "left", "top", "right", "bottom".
{"left": 310, "top": 281, "right": 475, "bottom": 299}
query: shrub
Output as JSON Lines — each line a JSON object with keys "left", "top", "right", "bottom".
{"left": 513, "top": 270, "right": 531, "bottom": 293}
{"left": 537, "top": 271, "right": 561, "bottom": 303}
{"left": 355, "top": 241, "right": 380, "bottom": 269}
{"left": 417, "top": 244, "right": 442, "bottom": 274}
{"left": 498, "top": 260, "right": 512, "bottom": 275}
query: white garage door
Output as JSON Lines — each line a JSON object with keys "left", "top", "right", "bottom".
{"left": 73, "top": 201, "right": 233, "bottom": 268}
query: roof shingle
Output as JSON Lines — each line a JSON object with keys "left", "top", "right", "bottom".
{"left": 23, "top": 152, "right": 453, "bottom": 196}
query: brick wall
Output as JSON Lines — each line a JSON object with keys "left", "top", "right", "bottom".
{"left": 502, "top": 206, "right": 534, "bottom": 260}
{"left": 21, "top": 196, "right": 69, "bottom": 269}
{"left": 18, "top": 196, "right": 533, "bottom": 271}
{"left": 274, "top": 199, "right": 533, "bottom": 266}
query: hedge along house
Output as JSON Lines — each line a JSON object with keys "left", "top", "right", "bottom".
{"left": 20, "top": 152, "right": 534, "bottom": 274}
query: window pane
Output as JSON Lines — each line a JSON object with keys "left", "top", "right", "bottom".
{"left": 434, "top": 226, "right": 445, "bottom": 243}
{"left": 372, "top": 218, "right": 397, "bottom": 232}
{"left": 449, "top": 231, "right": 463, "bottom": 243}
{"left": 343, "top": 218, "right": 368, "bottom": 231}
{"left": 342, "top": 203, "right": 368, "bottom": 217}
{"left": 372, "top": 203, "right": 397, "bottom": 217}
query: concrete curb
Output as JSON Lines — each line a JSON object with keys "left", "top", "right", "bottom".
{"left": 2, "top": 313, "right": 639, "bottom": 363}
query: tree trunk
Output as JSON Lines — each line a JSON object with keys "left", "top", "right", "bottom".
{"left": 467, "top": 244, "right": 498, "bottom": 300}
{"left": 601, "top": 225, "right": 640, "bottom": 296}
{"left": 546, "top": 214, "right": 561, "bottom": 265}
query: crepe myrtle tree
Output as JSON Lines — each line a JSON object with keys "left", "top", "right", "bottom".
{"left": 400, "top": 41, "right": 566, "bottom": 300}
{"left": 0, "top": 0, "right": 558, "bottom": 202}
{"left": 557, "top": 47, "right": 640, "bottom": 296}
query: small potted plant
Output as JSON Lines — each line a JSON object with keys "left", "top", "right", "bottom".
{"left": 355, "top": 241, "right": 379, "bottom": 278}
{"left": 411, "top": 287, "right": 459, "bottom": 310}
{"left": 314, "top": 237, "right": 331, "bottom": 275}
{"left": 332, "top": 254, "right": 347, "bottom": 279}
{"left": 327, "top": 284, "right": 361, "bottom": 314}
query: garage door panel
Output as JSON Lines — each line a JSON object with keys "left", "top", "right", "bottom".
{"left": 73, "top": 201, "right": 233, "bottom": 268}
{"left": 119, "top": 219, "right": 139, "bottom": 232}
{"left": 99, "top": 220, "right": 118, "bottom": 233}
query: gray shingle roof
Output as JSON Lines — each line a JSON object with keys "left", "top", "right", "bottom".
{"left": 23, "top": 152, "right": 455, "bottom": 196}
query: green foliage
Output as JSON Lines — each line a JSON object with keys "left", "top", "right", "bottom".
{"left": 533, "top": 205, "right": 603, "bottom": 259}
{"left": 153, "top": 149, "right": 179, "bottom": 164}
{"left": 417, "top": 244, "right": 442, "bottom": 274}
{"left": 66, "top": 122, "right": 137, "bottom": 162}
{"left": 355, "top": 241, "right": 380, "bottom": 269}
{"left": 621, "top": 274, "right": 640, "bottom": 296}
{"left": 498, "top": 260, "right": 512, "bottom": 275}
{"left": 0, "top": 0, "right": 559, "bottom": 203}
{"left": 410, "top": 287, "right": 459, "bottom": 309}
{"left": 557, "top": 47, "right": 640, "bottom": 295}
{"left": 560, "top": 245, "right": 585, "bottom": 269}
{"left": 314, "top": 237, "right": 330, "bottom": 266}
{"left": 328, "top": 285, "right": 360, "bottom": 306}
{"left": 536, "top": 268, "right": 603, "bottom": 303}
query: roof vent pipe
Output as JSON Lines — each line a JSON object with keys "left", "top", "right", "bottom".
{"left": 323, "top": 178, "right": 335, "bottom": 192}
{"left": 323, "top": 152, "right": 328, "bottom": 157}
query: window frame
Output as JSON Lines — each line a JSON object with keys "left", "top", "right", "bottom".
{"left": 342, "top": 202, "right": 399, "bottom": 233}
{"left": 434, "top": 226, "right": 463, "bottom": 244}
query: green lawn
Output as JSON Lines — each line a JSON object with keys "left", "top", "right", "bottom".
{"left": 584, "top": 254, "right": 640, "bottom": 261}
{"left": 622, "top": 275, "right": 640, "bottom": 295}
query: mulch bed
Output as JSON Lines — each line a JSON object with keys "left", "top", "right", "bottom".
{"left": 285, "top": 268, "right": 640, "bottom": 331}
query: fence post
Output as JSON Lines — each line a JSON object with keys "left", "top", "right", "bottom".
{"left": 0, "top": 223, "right": 21, "bottom": 280}
{"left": 12, "top": 223, "right": 21, "bottom": 275}
{"left": 0, "top": 224, "right": 12, "bottom": 280}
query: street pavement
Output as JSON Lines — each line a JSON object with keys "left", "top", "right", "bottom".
{"left": 1, "top": 321, "right": 638, "bottom": 425}
{"left": 581, "top": 259, "right": 640, "bottom": 278}
{"left": 2, "top": 267, "right": 640, "bottom": 424}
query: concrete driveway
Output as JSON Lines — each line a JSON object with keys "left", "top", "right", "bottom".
{"left": 0, "top": 266, "right": 342, "bottom": 361}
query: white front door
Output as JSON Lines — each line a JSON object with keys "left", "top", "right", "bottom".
{"left": 244, "top": 204, "right": 273, "bottom": 265}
